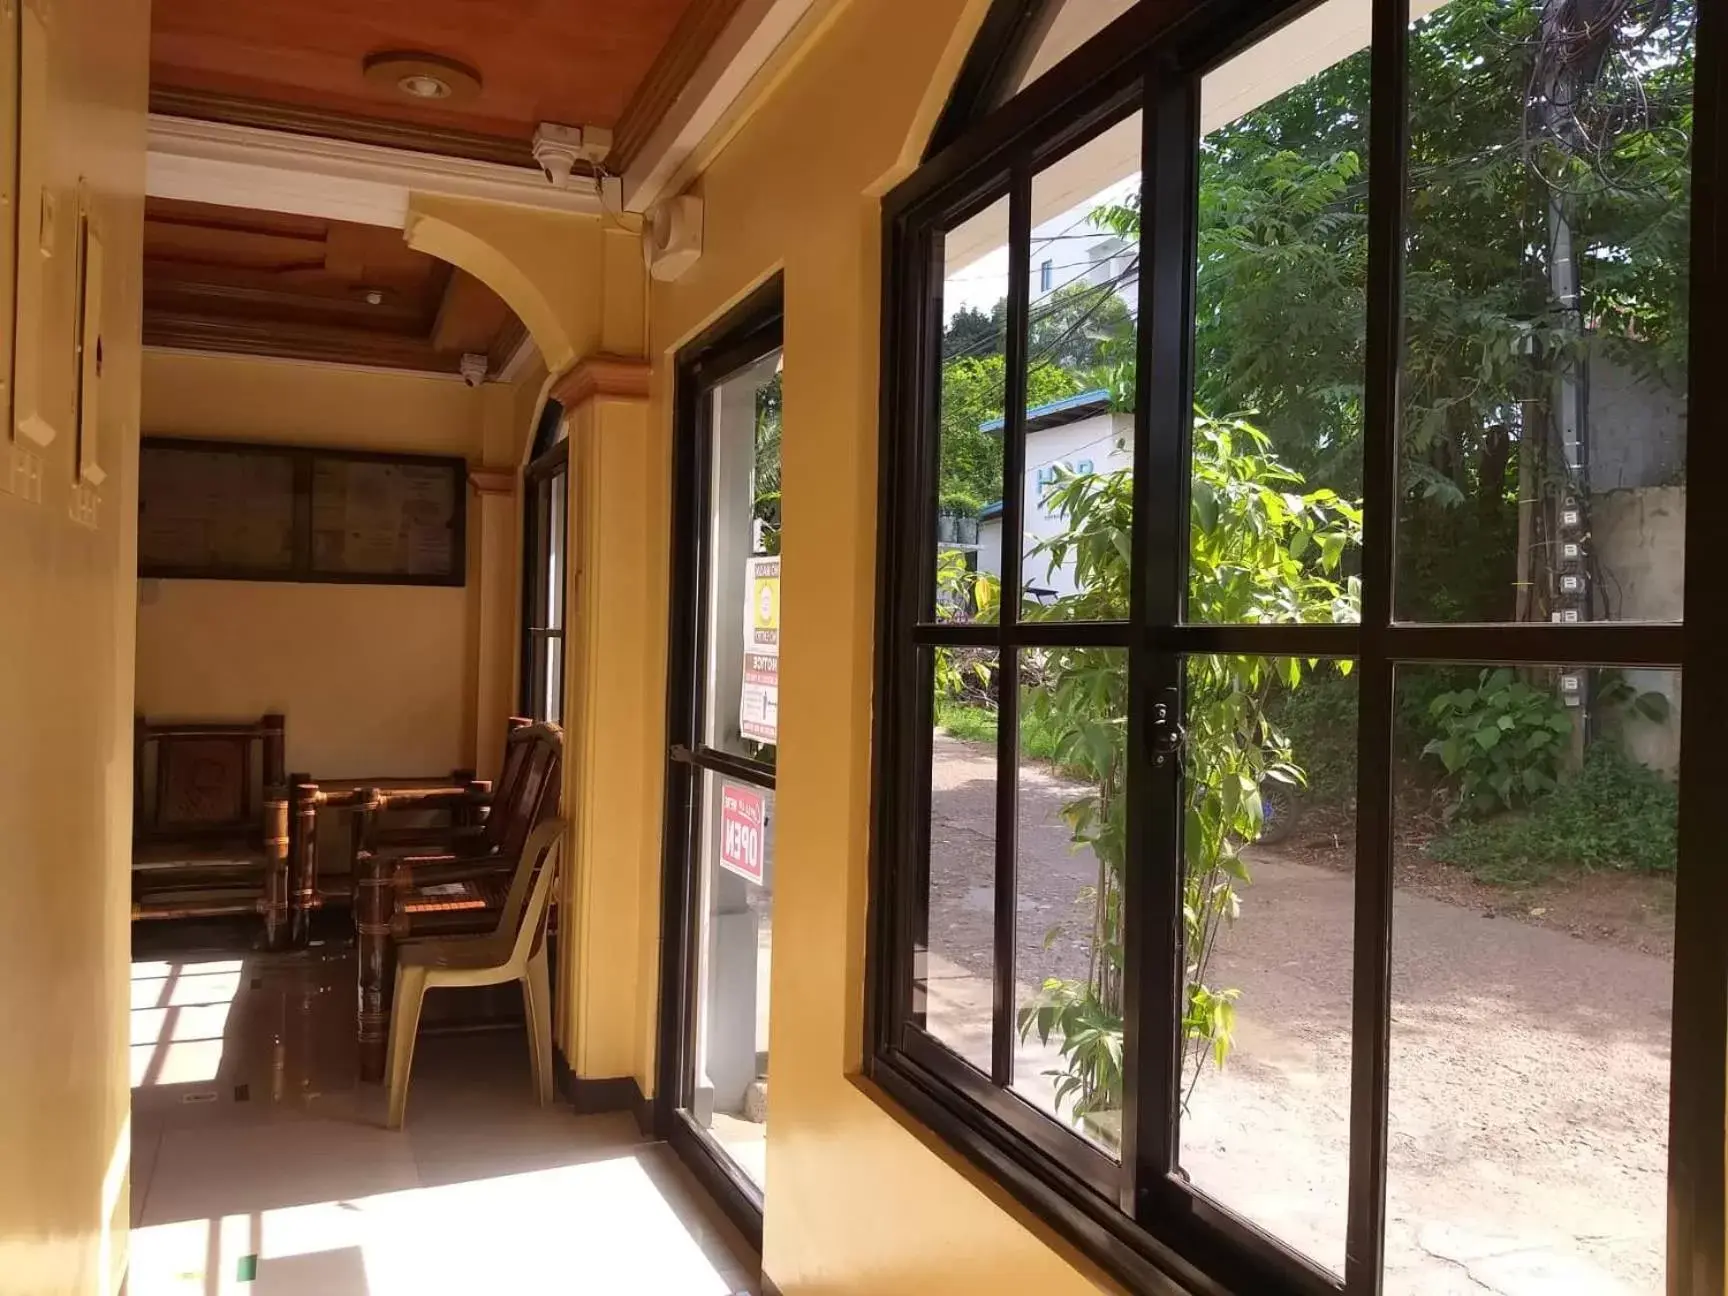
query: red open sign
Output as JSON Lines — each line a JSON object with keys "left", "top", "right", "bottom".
{"left": 719, "top": 784, "right": 765, "bottom": 884}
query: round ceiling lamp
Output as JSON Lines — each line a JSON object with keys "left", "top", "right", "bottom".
{"left": 362, "top": 52, "right": 483, "bottom": 104}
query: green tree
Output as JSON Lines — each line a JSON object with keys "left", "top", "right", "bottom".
{"left": 1030, "top": 279, "right": 1135, "bottom": 374}
{"left": 1094, "top": 0, "right": 1692, "bottom": 620}
{"left": 937, "top": 353, "right": 1086, "bottom": 513}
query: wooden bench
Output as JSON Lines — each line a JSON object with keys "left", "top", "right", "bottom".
{"left": 132, "top": 714, "right": 291, "bottom": 950}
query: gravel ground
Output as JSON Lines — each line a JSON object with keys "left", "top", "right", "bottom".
{"left": 927, "top": 733, "right": 1672, "bottom": 1295}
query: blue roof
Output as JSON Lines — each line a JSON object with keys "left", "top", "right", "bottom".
{"left": 979, "top": 387, "right": 1111, "bottom": 435}
{"left": 979, "top": 499, "right": 1004, "bottom": 520}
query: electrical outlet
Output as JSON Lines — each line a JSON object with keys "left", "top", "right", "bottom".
{"left": 5, "top": 443, "right": 45, "bottom": 503}
{"left": 68, "top": 481, "right": 99, "bottom": 529}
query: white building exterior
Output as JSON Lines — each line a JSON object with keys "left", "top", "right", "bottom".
{"left": 976, "top": 391, "right": 1133, "bottom": 602}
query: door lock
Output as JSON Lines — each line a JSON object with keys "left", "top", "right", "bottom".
{"left": 1149, "top": 691, "right": 1185, "bottom": 768}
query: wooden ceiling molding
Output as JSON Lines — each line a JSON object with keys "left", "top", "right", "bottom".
{"left": 150, "top": 0, "right": 708, "bottom": 158}
{"left": 143, "top": 197, "right": 528, "bottom": 380}
{"left": 607, "top": 0, "right": 755, "bottom": 175}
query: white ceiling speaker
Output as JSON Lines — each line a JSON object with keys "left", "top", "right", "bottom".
{"left": 644, "top": 195, "right": 703, "bottom": 282}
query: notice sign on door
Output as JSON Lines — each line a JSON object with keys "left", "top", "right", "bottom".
{"left": 740, "top": 555, "right": 780, "bottom": 743}
{"left": 719, "top": 783, "right": 766, "bottom": 885}
{"left": 740, "top": 652, "right": 779, "bottom": 743}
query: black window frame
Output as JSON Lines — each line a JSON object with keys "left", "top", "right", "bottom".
{"left": 869, "top": 1, "right": 1726, "bottom": 1293}
{"left": 655, "top": 274, "right": 786, "bottom": 1253}
{"left": 520, "top": 398, "right": 568, "bottom": 724}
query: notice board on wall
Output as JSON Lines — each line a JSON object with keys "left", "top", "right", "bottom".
{"left": 139, "top": 438, "right": 467, "bottom": 586}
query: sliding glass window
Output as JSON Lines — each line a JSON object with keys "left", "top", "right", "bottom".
{"left": 872, "top": 1, "right": 1721, "bottom": 1293}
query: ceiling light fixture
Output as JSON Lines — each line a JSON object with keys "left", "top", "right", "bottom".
{"left": 362, "top": 52, "right": 482, "bottom": 105}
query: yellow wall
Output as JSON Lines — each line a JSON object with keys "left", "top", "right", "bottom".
{"left": 633, "top": 0, "right": 1119, "bottom": 1289}
{"left": 0, "top": 0, "right": 150, "bottom": 1288}
{"left": 135, "top": 352, "right": 501, "bottom": 779}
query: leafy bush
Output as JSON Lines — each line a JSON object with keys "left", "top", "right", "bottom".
{"left": 1013, "top": 410, "right": 1361, "bottom": 1122}
{"left": 1431, "top": 744, "right": 1678, "bottom": 884}
{"left": 1265, "top": 671, "right": 1358, "bottom": 805}
{"left": 1422, "top": 668, "right": 1572, "bottom": 815}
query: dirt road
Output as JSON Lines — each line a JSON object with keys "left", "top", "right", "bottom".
{"left": 926, "top": 734, "right": 1672, "bottom": 1295}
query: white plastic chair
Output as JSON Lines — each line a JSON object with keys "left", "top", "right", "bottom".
{"left": 384, "top": 816, "right": 565, "bottom": 1129}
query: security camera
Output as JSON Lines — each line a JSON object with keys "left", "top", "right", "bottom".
{"left": 532, "top": 123, "right": 613, "bottom": 188}
{"left": 532, "top": 123, "right": 584, "bottom": 188}
{"left": 459, "top": 353, "right": 488, "bottom": 388}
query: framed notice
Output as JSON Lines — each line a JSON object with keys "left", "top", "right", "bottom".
{"left": 739, "top": 556, "right": 780, "bottom": 743}
{"left": 139, "top": 438, "right": 466, "bottom": 586}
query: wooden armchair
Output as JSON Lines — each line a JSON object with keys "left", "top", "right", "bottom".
{"left": 132, "top": 714, "right": 291, "bottom": 950}
{"left": 350, "top": 720, "right": 563, "bottom": 1080}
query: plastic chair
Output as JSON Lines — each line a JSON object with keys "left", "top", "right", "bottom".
{"left": 384, "top": 816, "right": 566, "bottom": 1129}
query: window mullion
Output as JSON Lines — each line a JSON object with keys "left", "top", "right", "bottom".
{"left": 1123, "top": 64, "right": 1198, "bottom": 1222}
{"left": 991, "top": 165, "right": 1033, "bottom": 1087}
{"left": 1344, "top": 0, "right": 1410, "bottom": 1291}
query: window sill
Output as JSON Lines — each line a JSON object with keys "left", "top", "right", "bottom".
{"left": 863, "top": 1045, "right": 1236, "bottom": 1296}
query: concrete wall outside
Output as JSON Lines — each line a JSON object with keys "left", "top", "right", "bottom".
{"left": 1593, "top": 485, "right": 1685, "bottom": 775}
{"left": 1587, "top": 343, "right": 1685, "bottom": 492}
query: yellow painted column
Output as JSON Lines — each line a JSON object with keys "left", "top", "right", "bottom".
{"left": 638, "top": 0, "right": 1123, "bottom": 1288}
{"left": 0, "top": 0, "right": 150, "bottom": 1289}
{"left": 549, "top": 356, "right": 662, "bottom": 1085}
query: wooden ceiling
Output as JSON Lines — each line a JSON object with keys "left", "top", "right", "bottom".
{"left": 143, "top": 198, "right": 526, "bottom": 379}
{"left": 150, "top": 0, "right": 738, "bottom": 169}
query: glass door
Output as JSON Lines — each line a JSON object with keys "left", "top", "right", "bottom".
{"left": 660, "top": 281, "right": 783, "bottom": 1239}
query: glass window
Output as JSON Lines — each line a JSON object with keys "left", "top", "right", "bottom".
{"left": 1189, "top": 0, "right": 1369, "bottom": 625}
{"left": 935, "top": 195, "right": 1009, "bottom": 619}
{"left": 702, "top": 354, "right": 782, "bottom": 765}
{"left": 1021, "top": 113, "right": 1140, "bottom": 620}
{"left": 1014, "top": 645, "right": 1127, "bottom": 1154}
{"left": 922, "top": 649, "right": 999, "bottom": 1074}
{"left": 521, "top": 405, "right": 568, "bottom": 726}
{"left": 1177, "top": 655, "right": 1357, "bottom": 1273}
{"left": 1388, "top": 664, "right": 1679, "bottom": 1291}
{"left": 692, "top": 769, "right": 774, "bottom": 1192}
{"left": 1395, "top": 1, "right": 1694, "bottom": 625}
{"left": 874, "top": 1, "right": 1714, "bottom": 1293}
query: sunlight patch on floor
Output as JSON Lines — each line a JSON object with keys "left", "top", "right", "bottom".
{"left": 128, "top": 1155, "right": 745, "bottom": 1296}
{"left": 130, "top": 959, "right": 243, "bottom": 1088}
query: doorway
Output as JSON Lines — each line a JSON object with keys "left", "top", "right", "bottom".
{"left": 658, "top": 278, "right": 784, "bottom": 1243}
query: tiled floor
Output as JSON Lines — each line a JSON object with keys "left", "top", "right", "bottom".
{"left": 127, "top": 947, "right": 758, "bottom": 1295}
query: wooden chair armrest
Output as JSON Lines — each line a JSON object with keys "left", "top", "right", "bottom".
{"left": 373, "top": 784, "right": 491, "bottom": 813}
